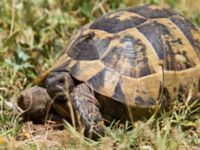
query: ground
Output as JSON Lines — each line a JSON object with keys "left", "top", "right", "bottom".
{"left": 0, "top": 0, "right": 200, "bottom": 149}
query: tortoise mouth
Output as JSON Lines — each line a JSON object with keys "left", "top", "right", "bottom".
{"left": 46, "top": 85, "right": 69, "bottom": 101}
{"left": 50, "top": 90, "right": 70, "bottom": 102}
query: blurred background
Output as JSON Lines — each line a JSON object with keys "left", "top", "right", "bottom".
{"left": 0, "top": 0, "right": 200, "bottom": 149}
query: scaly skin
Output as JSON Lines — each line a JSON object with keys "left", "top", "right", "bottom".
{"left": 70, "top": 83, "right": 104, "bottom": 139}
{"left": 45, "top": 72, "right": 104, "bottom": 139}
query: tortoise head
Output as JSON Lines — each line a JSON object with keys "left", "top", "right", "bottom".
{"left": 35, "top": 54, "right": 75, "bottom": 100}
{"left": 45, "top": 71, "right": 74, "bottom": 100}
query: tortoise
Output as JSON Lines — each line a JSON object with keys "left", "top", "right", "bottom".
{"left": 35, "top": 4, "right": 200, "bottom": 138}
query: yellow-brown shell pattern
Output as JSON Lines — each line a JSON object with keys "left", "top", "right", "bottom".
{"left": 37, "top": 4, "right": 200, "bottom": 108}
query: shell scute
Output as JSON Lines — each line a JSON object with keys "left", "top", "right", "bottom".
{"left": 87, "top": 68, "right": 120, "bottom": 98}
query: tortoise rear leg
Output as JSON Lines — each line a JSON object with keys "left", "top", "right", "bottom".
{"left": 70, "top": 83, "right": 104, "bottom": 139}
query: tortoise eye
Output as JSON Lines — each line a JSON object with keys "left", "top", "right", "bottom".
{"left": 58, "top": 78, "right": 65, "bottom": 85}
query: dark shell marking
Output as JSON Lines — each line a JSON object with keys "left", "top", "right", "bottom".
{"left": 67, "top": 32, "right": 100, "bottom": 60}
{"left": 170, "top": 16, "right": 200, "bottom": 59}
{"left": 199, "top": 79, "right": 200, "bottom": 92}
{"left": 138, "top": 21, "right": 169, "bottom": 60}
{"left": 112, "top": 81, "right": 125, "bottom": 103}
{"left": 90, "top": 11, "right": 147, "bottom": 33}
{"left": 135, "top": 96, "right": 146, "bottom": 106}
{"left": 128, "top": 5, "right": 176, "bottom": 19}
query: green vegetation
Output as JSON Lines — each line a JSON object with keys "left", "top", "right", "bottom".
{"left": 0, "top": 0, "right": 200, "bottom": 149}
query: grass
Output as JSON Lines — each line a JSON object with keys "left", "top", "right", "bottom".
{"left": 0, "top": 0, "right": 200, "bottom": 149}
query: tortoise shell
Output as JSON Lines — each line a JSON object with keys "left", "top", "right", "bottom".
{"left": 36, "top": 4, "right": 200, "bottom": 108}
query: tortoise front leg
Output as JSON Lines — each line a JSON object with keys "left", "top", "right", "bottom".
{"left": 70, "top": 83, "right": 104, "bottom": 139}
